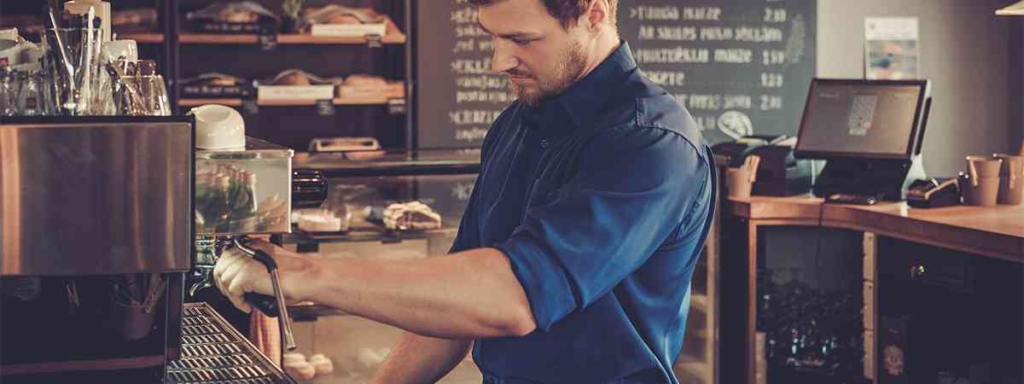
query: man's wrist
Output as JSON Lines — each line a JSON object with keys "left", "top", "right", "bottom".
{"left": 282, "top": 255, "right": 319, "bottom": 302}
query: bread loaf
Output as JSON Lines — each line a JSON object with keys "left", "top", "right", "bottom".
{"left": 343, "top": 74, "right": 387, "bottom": 87}
{"left": 216, "top": 9, "right": 259, "bottom": 23}
{"left": 272, "top": 71, "right": 311, "bottom": 86}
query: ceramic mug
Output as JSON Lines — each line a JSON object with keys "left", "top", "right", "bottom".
{"left": 965, "top": 156, "right": 1002, "bottom": 185}
{"left": 727, "top": 155, "right": 761, "bottom": 199}
{"left": 959, "top": 172, "right": 1000, "bottom": 206}
{"left": 993, "top": 153, "right": 1023, "bottom": 205}
{"left": 727, "top": 168, "right": 753, "bottom": 199}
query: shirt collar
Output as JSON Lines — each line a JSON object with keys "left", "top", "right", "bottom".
{"left": 526, "top": 41, "right": 638, "bottom": 134}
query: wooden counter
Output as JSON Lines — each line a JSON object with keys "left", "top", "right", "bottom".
{"left": 729, "top": 195, "right": 1024, "bottom": 263}
{"left": 723, "top": 195, "right": 1023, "bottom": 384}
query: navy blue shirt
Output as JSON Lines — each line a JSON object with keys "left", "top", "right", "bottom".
{"left": 450, "top": 42, "right": 715, "bottom": 384}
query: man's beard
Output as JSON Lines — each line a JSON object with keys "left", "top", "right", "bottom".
{"left": 510, "top": 41, "right": 586, "bottom": 107}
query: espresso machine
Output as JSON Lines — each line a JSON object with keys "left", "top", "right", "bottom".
{"left": 185, "top": 135, "right": 327, "bottom": 359}
{"left": 0, "top": 116, "right": 325, "bottom": 383}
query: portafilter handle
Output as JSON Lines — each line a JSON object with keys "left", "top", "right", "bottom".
{"left": 232, "top": 237, "right": 297, "bottom": 351}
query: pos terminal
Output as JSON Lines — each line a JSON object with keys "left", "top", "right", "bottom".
{"left": 793, "top": 79, "right": 933, "bottom": 201}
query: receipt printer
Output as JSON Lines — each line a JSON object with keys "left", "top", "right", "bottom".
{"left": 712, "top": 135, "right": 813, "bottom": 196}
{"left": 906, "top": 178, "right": 961, "bottom": 208}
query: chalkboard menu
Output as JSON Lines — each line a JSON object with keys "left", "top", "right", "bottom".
{"left": 621, "top": 0, "right": 816, "bottom": 144}
{"left": 415, "top": 0, "right": 816, "bottom": 149}
{"left": 415, "top": 0, "right": 510, "bottom": 149}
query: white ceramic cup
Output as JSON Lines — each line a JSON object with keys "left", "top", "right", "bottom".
{"left": 189, "top": 104, "right": 246, "bottom": 150}
{"left": 102, "top": 40, "right": 138, "bottom": 62}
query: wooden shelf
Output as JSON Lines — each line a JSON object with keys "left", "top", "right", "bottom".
{"left": 116, "top": 16, "right": 406, "bottom": 45}
{"left": 178, "top": 95, "right": 402, "bottom": 108}
{"left": 674, "top": 356, "right": 713, "bottom": 383}
{"left": 690, "top": 292, "right": 709, "bottom": 313}
{"left": 1, "top": 355, "right": 165, "bottom": 375}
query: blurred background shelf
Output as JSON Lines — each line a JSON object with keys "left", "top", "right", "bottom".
{"left": 115, "top": 16, "right": 406, "bottom": 45}
{"left": 178, "top": 96, "right": 403, "bottom": 107}
{"left": 691, "top": 293, "right": 709, "bottom": 314}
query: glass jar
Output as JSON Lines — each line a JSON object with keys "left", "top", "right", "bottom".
{"left": 0, "top": 68, "right": 14, "bottom": 116}
{"left": 16, "top": 71, "right": 42, "bottom": 116}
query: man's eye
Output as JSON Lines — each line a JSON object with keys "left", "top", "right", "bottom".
{"left": 512, "top": 39, "right": 533, "bottom": 46}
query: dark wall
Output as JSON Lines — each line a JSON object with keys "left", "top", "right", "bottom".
{"left": 1013, "top": 17, "right": 1023, "bottom": 154}
{"left": 818, "top": 0, "right": 1017, "bottom": 177}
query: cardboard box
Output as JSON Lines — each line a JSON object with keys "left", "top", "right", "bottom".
{"left": 257, "top": 84, "right": 335, "bottom": 101}
{"left": 336, "top": 82, "right": 404, "bottom": 100}
{"left": 310, "top": 22, "right": 386, "bottom": 38}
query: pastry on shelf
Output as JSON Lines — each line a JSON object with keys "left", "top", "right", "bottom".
{"left": 186, "top": 2, "right": 278, "bottom": 34}
{"left": 217, "top": 8, "right": 259, "bottom": 24}
{"left": 327, "top": 14, "right": 362, "bottom": 25}
{"left": 337, "top": 73, "right": 405, "bottom": 100}
{"left": 266, "top": 69, "right": 342, "bottom": 86}
{"left": 180, "top": 73, "right": 253, "bottom": 99}
{"left": 308, "top": 136, "right": 380, "bottom": 152}
{"left": 378, "top": 201, "right": 443, "bottom": 231}
{"left": 295, "top": 208, "right": 350, "bottom": 233}
{"left": 343, "top": 74, "right": 388, "bottom": 87}
{"left": 308, "top": 137, "right": 387, "bottom": 161}
{"left": 301, "top": 5, "right": 387, "bottom": 37}
{"left": 272, "top": 70, "right": 310, "bottom": 86}
{"left": 303, "top": 6, "right": 385, "bottom": 25}
{"left": 0, "top": 16, "right": 43, "bottom": 37}
{"left": 308, "top": 354, "right": 334, "bottom": 375}
{"left": 110, "top": 8, "right": 158, "bottom": 31}
{"left": 258, "top": 69, "right": 341, "bottom": 101}
{"left": 282, "top": 352, "right": 316, "bottom": 380}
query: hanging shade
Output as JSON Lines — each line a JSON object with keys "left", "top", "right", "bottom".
{"left": 997, "top": 0, "right": 1024, "bottom": 16}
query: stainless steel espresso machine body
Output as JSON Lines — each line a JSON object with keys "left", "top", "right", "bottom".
{"left": 1, "top": 116, "right": 193, "bottom": 383}
{"left": 190, "top": 137, "right": 299, "bottom": 352}
{"left": 0, "top": 117, "right": 305, "bottom": 384}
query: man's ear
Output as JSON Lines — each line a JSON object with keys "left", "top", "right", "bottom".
{"left": 584, "top": 0, "right": 612, "bottom": 33}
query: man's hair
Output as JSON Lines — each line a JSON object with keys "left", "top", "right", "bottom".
{"left": 470, "top": 0, "right": 618, "bottom": 29}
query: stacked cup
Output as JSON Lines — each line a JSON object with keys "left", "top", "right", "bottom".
{"left": 727, "top": 155, "right": 761, "bottom": 199}
{"left": 993, "top": 153, "right": 1023, "bottom": 205}
{"left": 959, "top": 156, "right": 1002, "bottom": 206}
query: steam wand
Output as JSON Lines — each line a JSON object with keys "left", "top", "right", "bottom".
{"left": 232, "top": 237, "right": 297, "bottom": 352}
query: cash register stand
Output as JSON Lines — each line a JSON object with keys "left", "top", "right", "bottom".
{"left": 812, "top": 154, "right": 926, "bottom": 201}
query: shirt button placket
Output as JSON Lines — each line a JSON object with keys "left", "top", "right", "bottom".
{"left": 540, "top": 138, "right": 549, "bottom": 149}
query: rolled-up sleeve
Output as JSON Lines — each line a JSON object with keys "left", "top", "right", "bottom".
{"left": 449, "top": 175, "right": 483, "bottom": 254}
{"left": 448, "top": 107, "right": 510, "bottom": 255}
{"left": 495, "top": 126, "right": 709, "bottom": 331}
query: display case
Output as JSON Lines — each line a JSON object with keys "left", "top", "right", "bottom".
{"left": 273, "top": 150, "right": 722, "bottom": 384}
{"left": 195, "top": 137, "right": 294, "bottom": 236}
{"left": 674, "top": 157, "right": 723, "bottom": 384}
{"left": 277, "top": 149, "right": 481, "bottom": 384}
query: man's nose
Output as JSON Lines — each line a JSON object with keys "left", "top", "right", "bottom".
{"left": 490, "top": 38, "right": 518, "bottom": 74}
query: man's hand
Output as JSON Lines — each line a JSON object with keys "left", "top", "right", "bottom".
{"left": 213, "top": 240, "right": 309, "bottom": 313}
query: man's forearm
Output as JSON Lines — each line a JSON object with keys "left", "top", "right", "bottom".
{"left": 286, "top": 247, "right": 537, "bottom": 339}
{"left": 368, "top": 333, "right": 472, "bottom": 384}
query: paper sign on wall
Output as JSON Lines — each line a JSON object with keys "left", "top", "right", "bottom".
{"left": 864, "top": 17, "right": 919, "bottom": 80}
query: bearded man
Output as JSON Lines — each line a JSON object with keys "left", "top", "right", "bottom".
{"left": 214, "top": 0, "right": 715, "bottom": 383}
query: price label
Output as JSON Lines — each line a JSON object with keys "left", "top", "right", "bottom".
{"left": 761, "top": 73, "right": 784, "bottom": 88}
{"left": 762, "top": 50, "right": 786, "bottom": 66}
{"left": 763, "top": 8, "right": 787, "bottom": 23}
{"left": 259, "top": 23, "right": 278, "bottom": 51}
{"left": 316, "top": 99, "right": 335, "bottom": 116}
{"left": 241, "top": 99, "right": 259, "bottom": 116}
{"left": 366, "top": 34, "right": 383, "bottom": 49}
{"left": 387, "top": 98, "right": 407, "bottom": 115}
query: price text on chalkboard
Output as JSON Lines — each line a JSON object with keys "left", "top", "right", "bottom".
{"left": 621, "top": 0, "right": 816, "bottom": 144}
{"left": 416, "top": 0, "right": 512, "bottom": 149}
{"left": 415, "top": 0, "right": 816, "bottom": 149}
